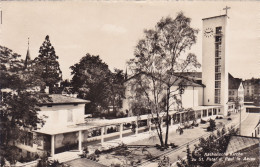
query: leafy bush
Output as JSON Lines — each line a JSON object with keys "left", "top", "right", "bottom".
{"left": 207, "top": 119, "right": 216, "bottom": 131}
{"left": 158, "top": 156, "right": 171, "bottom": 167}
{"left": 94, "top": 149, "right": 101, "bottom": 155}
{"left": 83, "top": 147, "right": 89, "bottom": 154}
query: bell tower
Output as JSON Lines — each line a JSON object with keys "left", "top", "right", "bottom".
{"left": 202, "top": 14, "right": 230, "bottom": 116}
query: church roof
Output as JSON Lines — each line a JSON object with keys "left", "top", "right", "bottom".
{"left": 24, "top": 39, "right": 31, "bottom": 69}
{"left": 41, "top": 94, "right": 90, "bottom": 105}
{"left": 125, "top": 71, "right": 204, "bottom": 87}
{"left": 229, "top": 73, "right": 243, "bottom": 89}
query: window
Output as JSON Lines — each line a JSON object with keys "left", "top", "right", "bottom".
{"left": 215, "top": 66, "right": 221, "bottom": 73}
{"left": 213, "top": 109, "right": 217, "bottom": 115}
{"left": 203, "top": 110, "right": 207, "bottom": 117}
{"left": 215, "top": 58, "right": 221, "bottom": 66}
{"left": 215, "top": 44, "right": 222, "bottom": 50}
{"left": 215, "top": 89, "right": 220, "bottom": 96}
{"left": 67, "top": 110, "right": 73, "bottom": 122}
{"left": 208, "top": 109, "right": 212, "bottom": 116}
{"left": 215, "top": 36, "right": 222, "bottom": 43}
{"left": 215, "top": 73, "right": 221, "bottom": 80}
{"left": 215, "top": 51, "right": 221, "bottom": 58}
{"left": 215, "top": 97, "right": 220, "bottom": 104}
{"left": 216, "top": 27, "right": 222, "bottom": 34}
{"left": 215, "top": 81, "right": 221, "bottom": 88}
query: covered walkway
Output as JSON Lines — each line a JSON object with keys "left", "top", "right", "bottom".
{"left": 35, "top": 105, "right": 222, "bottom": 158}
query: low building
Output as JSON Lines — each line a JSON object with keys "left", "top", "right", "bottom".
{"left": 243, "top": 78, "right": 260, "bottom": 106}
{"left": 227, "top": 73, "right": 244, "bottom": 113}
{"left": 16, "top": 94, "right": 90, "bottom": 157}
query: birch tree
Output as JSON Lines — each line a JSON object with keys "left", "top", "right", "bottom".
{"left": 127, "top": 12, "right": 200, "bottom": 146}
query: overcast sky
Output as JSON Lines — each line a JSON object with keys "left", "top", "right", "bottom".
{"left": 1, "top": 1, "right": 259, "bottom": 80}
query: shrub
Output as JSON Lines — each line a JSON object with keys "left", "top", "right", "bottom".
{"left": 94, "top": 149, "right": 101, "bottom": 155}
{"left": 207, "top": 119, "right": 216, "bottom": 131}
{"left": 83, "top": 147, "right": 89, "bottom": 154}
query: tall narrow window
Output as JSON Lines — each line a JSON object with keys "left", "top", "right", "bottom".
{"left": 214, "top": 26, "right": 222, "bottom": 104}
{"left": 216, "top": 27, "right": 222, "bottom": 34}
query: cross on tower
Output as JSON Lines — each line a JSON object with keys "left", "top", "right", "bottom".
{"left": 223, "top": 6, "right": 231, "bottom": 16}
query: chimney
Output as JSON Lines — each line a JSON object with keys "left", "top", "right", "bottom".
{"left": 45, "top": 86, "right": 49, "bottom": 94}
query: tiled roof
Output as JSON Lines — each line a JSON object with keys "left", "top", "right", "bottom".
{"left": 41, "top": 94, "right": 90, "bottom": 105}
{"left": 125, "top": 72, "right": 204, "bottom": 87}
{"left": 229, "top": 73, "right": 242, "bottom": 90}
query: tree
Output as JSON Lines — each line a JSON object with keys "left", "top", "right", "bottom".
{"left": 189, "top": 126, "right": 239, "bottom": 167}
{"left": 177, "top": 127, "right": 239, "bottom": 167}
{"left": 70, "top": 54, "right": 125, "bottom": 117}
{"left": 107, "top": 69, "right": 125, "bottom": 114}
{"left": 34, "top": 35, "right": 62, "bottom": 93}
{"left": 127, "top": 12, "right": 200, "bottom": 146}
{"left": 207, "top": 119, "right": 216, "bottom": 131}
{"left": 177, "top": 145, "right": 192, "bottom": 167}
{"left": 0, "top": 46, "right": 49, "bottom": 165}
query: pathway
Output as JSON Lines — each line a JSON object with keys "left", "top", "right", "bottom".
{"left": 240, "top": 112, "right": 259, "bottom": 136}
{"left": 140, "top": 109, "right": 249, "bottom": 167}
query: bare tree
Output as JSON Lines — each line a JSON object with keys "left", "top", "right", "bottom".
{"left": 127, "top": 12, "right": 200, "bottom": 146}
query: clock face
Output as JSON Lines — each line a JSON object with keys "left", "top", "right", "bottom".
{"left": 204, "top": 28, "right": 214, "bottom": 38}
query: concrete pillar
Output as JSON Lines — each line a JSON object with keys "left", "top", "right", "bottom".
{"left": 148, "top": 118, "right": 151, "bottom": 132}
{"left": 135, "top": 121, "right": 138, "bottom": 135}
{"left": 170, "top": 115, "right": 174, "bottom": 127}
{"left": 120, "top": 123, "right": 123, "bottom": 141}
{"left": 201, "top": 110, "right": 203, "bottom": 118}
{"left": 104, "top": 126, "right": 107, "bottom": 135}
{"left": 51, "top": 135, "right": 55, "bottom": 157}
{"left": 78, "top": 130, "right": 82, "bottom": 152}
{"left": 101, "top": 127, "right": 104, "bottom": 145}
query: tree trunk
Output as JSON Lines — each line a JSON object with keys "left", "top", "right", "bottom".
{"left": 164, "top": 88, "right": 170, "bottom": 146}
{"left": 158, "top": 122, "right": 164, "bottom": 146}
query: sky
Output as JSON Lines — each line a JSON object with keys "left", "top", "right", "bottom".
{"left": 1, "top": 1, "right": 259, "bottom": 80}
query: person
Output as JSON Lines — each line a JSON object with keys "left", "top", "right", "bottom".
{"left": 180, "top": 128, "right": 183, "bottom": 135}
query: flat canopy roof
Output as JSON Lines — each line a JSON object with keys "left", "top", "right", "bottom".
{"left": 34, "top": 105, "right": 222, "bottom": 135}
